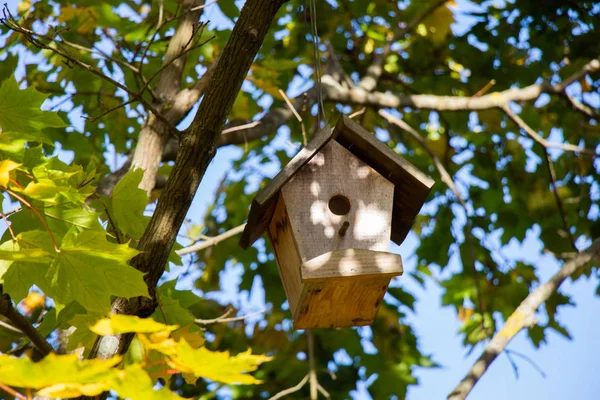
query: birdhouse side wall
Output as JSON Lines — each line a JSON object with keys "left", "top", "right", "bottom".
{"left": 267, "top": 194, "right": 305, "bottom": 316}
{"left": 281, "top": 140, "right": 395, "bottom": 263}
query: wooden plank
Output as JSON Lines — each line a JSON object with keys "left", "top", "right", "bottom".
{"left": 267, "top": 194, "right": 305, "bottom": 315}
{"left": 301, "top": 249, "right": 403, "bottom": 282}
{"left": 239, "top": 125, "right": 335, "bottom": 249}
{"left": 293, "top": 277, "right": 391, "bottom": 329}
{"left": 255, "top": 125, "right": 335, "bottom": 206}
{"left": 333, "top": 115, "right": 434, "bottom": 245}
{"left": 281, "top": 140, "right": 395, "bottom": 262}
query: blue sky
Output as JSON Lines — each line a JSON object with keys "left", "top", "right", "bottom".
{"left": 2, "top": 0, "right": 599, "bottom": 399}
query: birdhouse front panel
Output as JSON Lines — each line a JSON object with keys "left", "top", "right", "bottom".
{"left": 281, "top": 140, "right": 394, "bottom": 262}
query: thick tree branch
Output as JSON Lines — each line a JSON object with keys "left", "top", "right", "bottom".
{"left": 448, "top": 237, "right": 600, "bottom": 400}
{"left": 206, "top": 57, "right": 600, "bottom": 153}
{"left": 86, "top": 0, "right": 286, "bottom": 365}
{"left": 131, "top": 0, "right": 208, "bottom": 194}
{"left": 0, "top": 288, "right": 54, "bottom": 357}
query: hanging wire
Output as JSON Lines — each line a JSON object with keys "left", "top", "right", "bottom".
{"left": 304, "top": 0, "right": 326, "bottom": 128}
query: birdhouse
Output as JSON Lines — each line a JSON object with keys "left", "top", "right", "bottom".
{"left": 240, "top": 116, "right": 434, "bottom": 329}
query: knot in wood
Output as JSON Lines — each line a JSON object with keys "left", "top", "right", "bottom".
{"left": 248, "top": 27, "right": 259, "bottom": 42}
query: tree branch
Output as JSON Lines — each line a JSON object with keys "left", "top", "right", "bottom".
{"left": 177, "top": 223, "right": 246, "bottom": 255}
{"left": 0, "top": 288, "right": 54, "bottom": 357}
{"left": 86, "top": 0, "right": 286, "bottom": 365}
{"left": 324, "top": 57, "right": 600, "bottom": 111}
{"left": 448, "top": 237, "right": 600, "bottom": 400}
{"left": 501, "top": 105, "right": 595, "bottom": 156}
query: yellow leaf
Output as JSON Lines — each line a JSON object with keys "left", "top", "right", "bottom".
{"left": 21, "top": 292, "right": 46, "bottom": 315}
{"left": 364, "top": 38, "right": 375, "bottom": 55}
{"left": 59, "top": 7, "right": 99, "bottom": 34}
{"left": 168, "top": 340, "right": 272, "bottom": 385}
{"left": 421, "top": 3, "right": 455, "bottom": 45}
{"left": 17, "top": 0, "right": 31, "bottom": 14}
{"left": 171, "top": 325, "right": 205, "bottom": 348}
{"left": 0, "top": 160, "right": 20, "bottom": 187}
{"left": 458, "top": 306, "right": 475, "bottom": 323}
{"left": 138, "top": 333, "right": 179, "bottom": 357}
{"left": 111, "top": 365, "right": 185, "bottom": 400}
{"left": 0, "top": 353, "right": 121, "bottom": 389}
{"left": 37, "top": 382, "right": 111, "bottom": 399}
{"left": 90, "top": 314, "right": 179, "bottom": 336}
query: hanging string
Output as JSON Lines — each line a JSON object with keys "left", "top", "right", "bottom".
{"left": 304, "top": 0, "right": 326, "bottom": 128}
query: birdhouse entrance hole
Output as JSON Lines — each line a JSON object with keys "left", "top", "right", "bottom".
{"left": 328, "top": 194, "right": 351, "bottom": 215}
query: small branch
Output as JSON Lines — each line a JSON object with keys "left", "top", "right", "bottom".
{"left": 221, "top": 121, "right": 262, "bottom": 135}
{"left": 543, "top": 150, "right": 577, "bottom": 251}
{"left": 348, "top": 107, "right": 366, "bottom": 119}
{"left": 83, "top": 99, "right": 135, "bottom": 123}
{"left": 0, "top": 319, "right": 22, "bottom": 333}
{"left": 502, "top": 105, "right": 594, "bottom": 156}
{"left": 0, "top": 290, "right": 54, "bottom": 357}
{"left": 379, "top": 109, "right": 487, "bottom": 333}
{"left": 269, "top": 374, "right": 310, "bottom": 400}
{"left": 307, "top": 331, "right": 318, "bottom": 400}
{"left": 0, "top": 383, "right": 27, "bottom": 400}
{"left": 505, "top": 348, "right": 547, "bottom": 378}
{"left": 448, "top": 237, "right": 600, "bottom": 400}
{"left": 472, "top": 79, "right": 496, "bottom": 98}
{"left": 279, "top": 89, "right": 306, "bottom": 145}
{"left": 0, "top": 9, "right": 179, "bottom": 137}
{"left": 194, "top": 308, "right": 266, "bottom": 325}
{"left": 177, "top": 223, "right": 247, "bottom": 255}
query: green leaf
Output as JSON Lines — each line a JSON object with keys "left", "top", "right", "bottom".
{"left": 110, "top": 168, "right": 149, "bottom": 239}
{"left": 48, "top": 229, "right": 149, "bottom": 313}
{"left": 0, "top": 76, "right": 66, "bottom": 133}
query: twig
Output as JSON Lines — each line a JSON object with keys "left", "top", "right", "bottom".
{"left": 502, "top": 105, "right": 580, "bottom": 250}
{"left": 348, "top": 107, "right": 366, "bottom": 119}
{"left": 307, "top": 331, "right": 318, "bottom": 400}
{"left": 221, "top": 121, "right": 261, "bottom": 135}
{"left": 0, "top": 383, "right": 27, "bottom": 400}
{"left": 502, "top": 105, "right": 594, "bottom": 156}
{"left": 0, "top": 319, "right": 22, "bottom": 333}
{"left": 279, "top": 89, "right": 306, "bottom": 145}
{"left": 83, "top": 99, "right": 135, "bottom": 123}
{"left": 505, "top": 348, "right": 547, "bottom": 378}
{"left": 177, "top": 223, "right": 246, "bottom": 255}
{"left": 0, "top": 211, "right": 16, "bottom": 241}
{"left": 6, "top": 189, "right": 60, "bottom": 252}
{"left": 0, "top": 8, "right": 180, "bottom": 137}
{"left": 448, "top": 237, "right": 600, "bottom": 400}
{"left": 472, "top": 79, "right": 496, "bottom": 97}
{"left": 194, "top": 308, "right": 266, "bottom": 325}
{"left": 379, "top": 109, "right": 487, "bottom": 334}
{"left": 0, "top": 290, "right": 55, "bottom": 356}
{"left": 269, "top": 374, "right": 310, "bottom": 400}
{"left": 317, "top": 383, "right": 330, "bottom": 399}
{"left": 543, "top": 149, "right": 577, "bottom": 251}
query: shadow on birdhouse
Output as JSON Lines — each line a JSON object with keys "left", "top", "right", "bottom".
{"left": 240, "top": 115, "right": 434, "bottom": 329}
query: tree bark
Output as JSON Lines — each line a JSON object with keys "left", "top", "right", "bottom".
{"left": 86, "top": 0, "right": 287, "bottom": 362}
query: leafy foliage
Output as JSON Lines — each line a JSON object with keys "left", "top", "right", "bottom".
{"left": 0, "top": 0, "right": 598, "bottom": 398}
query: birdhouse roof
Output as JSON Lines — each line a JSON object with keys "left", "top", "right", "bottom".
{"left": 239, "top": 115, "right": 434, "bottom": 249}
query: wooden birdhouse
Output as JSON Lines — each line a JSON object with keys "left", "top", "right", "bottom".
{"left": 240, "top": 116, "right": 434, "bottom": 329}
